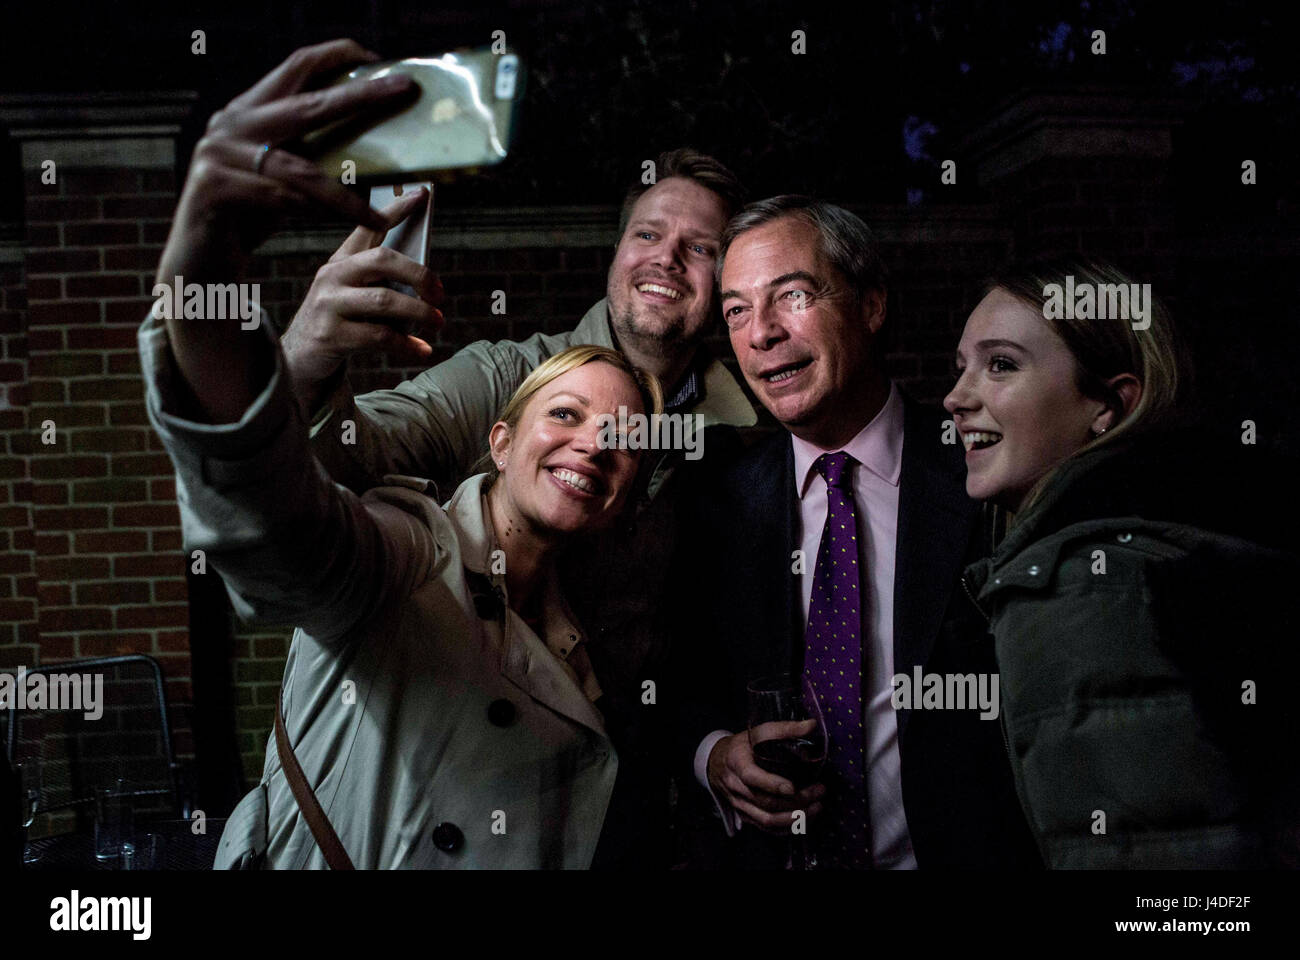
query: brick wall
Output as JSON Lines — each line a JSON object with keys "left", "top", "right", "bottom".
{"left": 0, "top": 171, "right": 1095, "bottom": 785}
{"left": 17, "top": 165, "right": 195, "bottom": 761}
{"left": 985, "top": 155, "right": 1178, "bottom": 294}
{"left": 0, "top": 248, "right": 36, "bottom": 696}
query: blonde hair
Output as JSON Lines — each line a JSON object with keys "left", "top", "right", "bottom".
{"left": 499, "top": 344, "right": 662, "bottom": 426}
{"left": 990, "top": 256, "right": 1192, "bottom": 513}
{"left": 485, "top": 345, "right": 663, "bottom": 475}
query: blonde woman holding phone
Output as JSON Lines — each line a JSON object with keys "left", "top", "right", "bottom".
{"left": 142, "top": 39, "right": 661, "bottom": 868}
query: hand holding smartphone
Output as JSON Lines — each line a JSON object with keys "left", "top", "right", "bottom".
{"left": 304, "top": 47, "right": 524, "bottom": 184}
{"left": 370, "top": 182, "right": 434, "bottom": 306}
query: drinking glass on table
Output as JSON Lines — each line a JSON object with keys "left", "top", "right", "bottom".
{"left": 746, "top": 673, "right": 827, "bottom": 870}
{"left": 15, "top": 759, "right": 42, "bottom": 865}
{"left": 94, "top": 778, "right": 133, "bottom": 863}
{"left": 122, "top": 831, "right": 166, "bottom": 870}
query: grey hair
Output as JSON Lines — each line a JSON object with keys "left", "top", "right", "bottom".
{"left": 714, "top": 195, "right": 889, "bottom": 298}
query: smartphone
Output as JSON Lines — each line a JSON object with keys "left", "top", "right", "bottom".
{"left": 304, "top": 48, "right": 524, "bottom": 183}
{"left": 369, "top": 182, "right": 433, "bottom": 305}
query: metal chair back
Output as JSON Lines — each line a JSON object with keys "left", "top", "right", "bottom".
{"left": 4, "top": 655, "right": 182, "bottom": 833}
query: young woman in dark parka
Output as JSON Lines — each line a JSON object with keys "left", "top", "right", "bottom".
{"left": 944, "top": 256, "right": 1300, "bottom": 868}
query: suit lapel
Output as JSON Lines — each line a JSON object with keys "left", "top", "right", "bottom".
{"left": 726, "top": 433, "right": 801, "bottom": 680}
{"left": 893, "top": 396, "right": 979, "bottom": 740}
{"left": 777, "top": 439, "right": 803, "bottom": 673}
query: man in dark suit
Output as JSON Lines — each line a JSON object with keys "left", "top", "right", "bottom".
{"left": 673, "top": 196, "right": 1040, "bottom": 868}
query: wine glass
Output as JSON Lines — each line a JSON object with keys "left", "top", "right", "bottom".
{"left": 746, "top": 673, "right": 828, "bottom": 870}
{"left": 15, "top": 759, "right": 42, "bottom": 865}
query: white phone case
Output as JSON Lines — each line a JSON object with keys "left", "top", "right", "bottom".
{"left": 368, "top": 182, "right": 433, "bottom": 311}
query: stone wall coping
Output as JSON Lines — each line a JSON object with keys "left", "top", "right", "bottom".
{"left": 0, "top": 92, "right": 199, "bottom": 131}
{"left": 959, "top": 85, "right": 1193, "bottom": 184}
{"left": 962, "top": 86, "right": 1192, "bottom": 144}
{"left": 256, "top": 202, "right": 1008, "bottom": 253}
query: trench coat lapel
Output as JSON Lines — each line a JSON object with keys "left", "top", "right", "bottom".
{"left": 446, "top": 475, "right": 609, "bottom": 739}
{"left": 498, "top": 581, "right": 609, "bottom": 736}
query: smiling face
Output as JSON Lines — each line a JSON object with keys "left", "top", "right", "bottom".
{"left": 489, "top": 361, "right": 644, "bottom": 538}
{"left": 720, "top": 216, "right": 887, "bottom": 449}
{"left": 606, "top": 177, "right": 730, "bottom": 351}
{"left": 943, "top": 287, "right": 1111, "bottom": 510}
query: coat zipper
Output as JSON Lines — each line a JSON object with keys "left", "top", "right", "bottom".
{"left": 960, "top": 573, "right": 990, "bottom": 624}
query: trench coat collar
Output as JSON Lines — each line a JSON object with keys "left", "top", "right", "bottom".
{"left": 576, "top": 298, "right": 757, "bottom": 430}
{"left": 444, "top": 474, "right": 609, "bottom": 739}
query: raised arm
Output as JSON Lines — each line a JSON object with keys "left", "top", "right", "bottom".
{"left": 278, "top": 163, "right": 569, "bottom": 492}
{"left": 142, "top": 317, "right": 450, "bottom": 644}
{"left": 155, "top": 38, "right": 417, "bottom": 422}
{"left": 147, "top": 40, "right": 453, "bottom": 642}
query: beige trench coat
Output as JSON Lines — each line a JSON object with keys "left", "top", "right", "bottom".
{"left": 140, "top": 313, "right": 617, "bottom": 869}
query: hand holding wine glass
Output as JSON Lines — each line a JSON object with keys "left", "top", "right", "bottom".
{"left": 748, "top": 719, "right": 823, "bottom": 789}
{"left": 746, "top": 674, "right": 828, "bottom": 868}
{"left": 705, "top": 724, "right": 827, "bottom": 835}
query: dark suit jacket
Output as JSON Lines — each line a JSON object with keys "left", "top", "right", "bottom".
{"left": 671, "top": 393, "right": 1042, "bottom": 869}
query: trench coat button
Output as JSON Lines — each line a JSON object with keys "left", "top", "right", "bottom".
{"left": 1117, "top": 532, "right": 1133, "bottom": 543}
{"left": 432, "top": 822, "right": 464, "bottom": 853}
{"left": 1027, "top": 565, "right": 1040, "bottom": 576}
{"left": 488, "top": 698, "right": 516, "bottom": 727}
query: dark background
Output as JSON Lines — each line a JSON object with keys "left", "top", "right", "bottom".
{"left": 4, "top": 0, "right": 1297, "bottom": 431}
{"left": 1, "top": 0, "right": 1296, "bottom": 816}
{"left": 2, "top": 0, "right": 1297, "bottom": 205}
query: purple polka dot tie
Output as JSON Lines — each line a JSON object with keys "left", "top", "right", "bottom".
{"left": 804, "top": 452, "right": 872, "bottom": 869}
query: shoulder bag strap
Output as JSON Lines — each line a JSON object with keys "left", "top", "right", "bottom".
{"left": 275, "top": 696, "right": 355, "bottom": 870}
